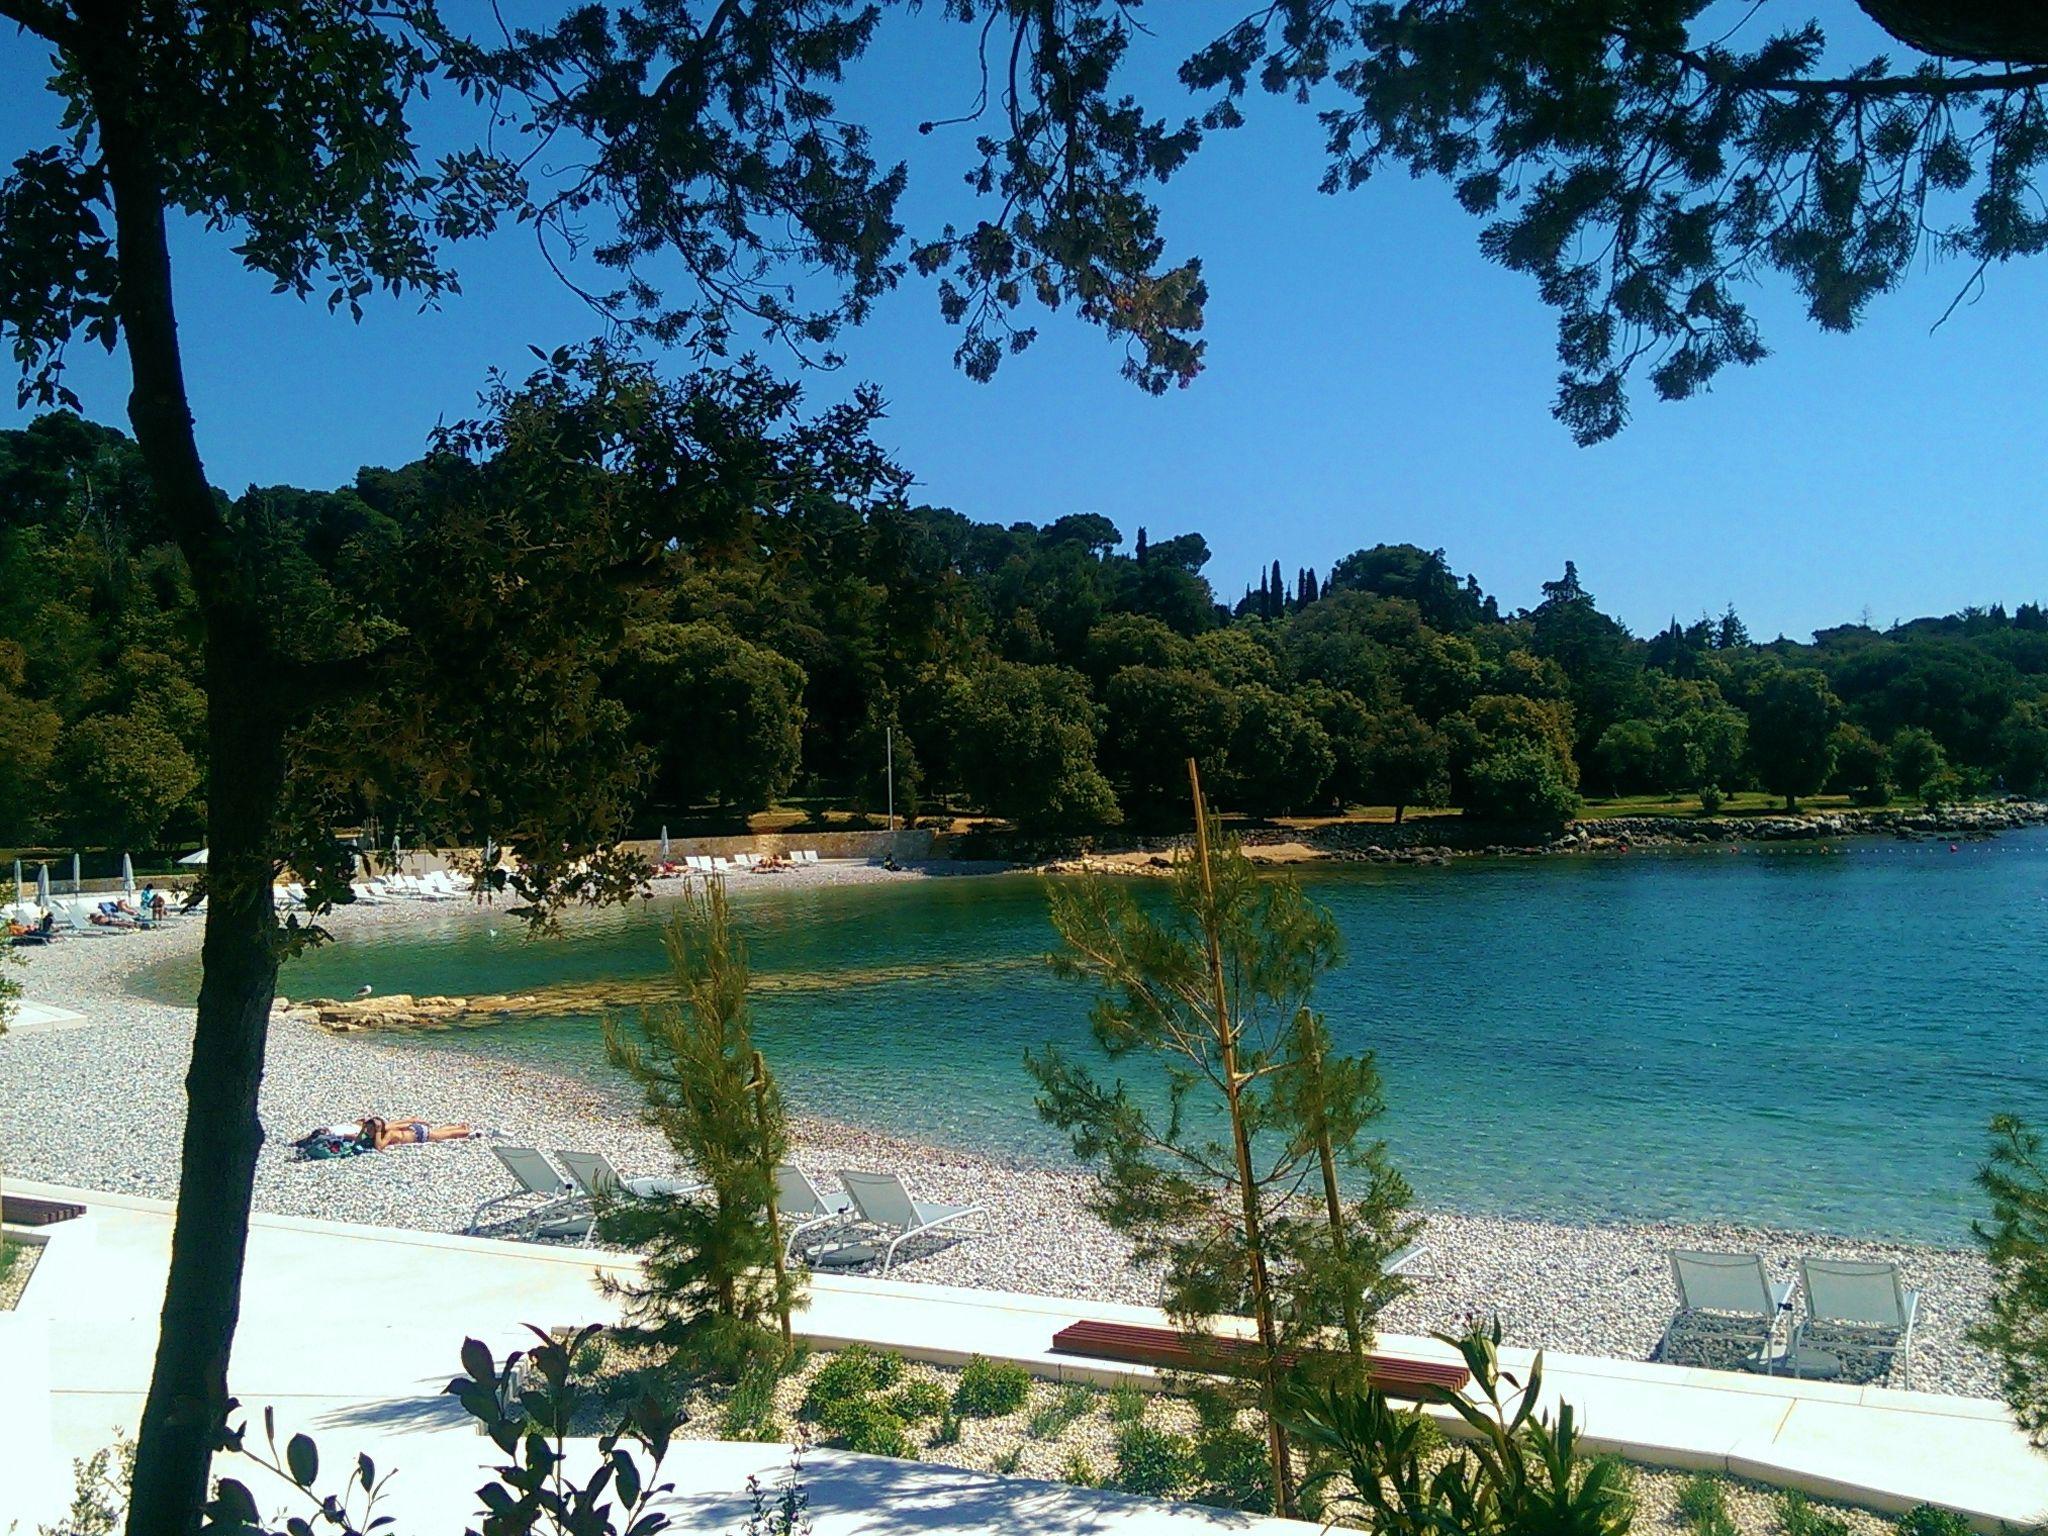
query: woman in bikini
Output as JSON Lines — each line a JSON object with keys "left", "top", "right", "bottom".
{"left": 356, "top": 1115, "right": 476, "bottom": 1150}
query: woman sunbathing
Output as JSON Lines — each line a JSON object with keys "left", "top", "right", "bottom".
{"left": 356, "top": 1115, "right": 478, "bottom": 1150}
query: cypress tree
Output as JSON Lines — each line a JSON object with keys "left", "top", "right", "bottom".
{"left": 1271, "top": 559, "right": 1286, "bottom": 615}
{"left": 599, "top": 883, "right": 800, "bottom": 1384}
{"left": 1136, "top": 526, "right": 1149, "bottom": 565}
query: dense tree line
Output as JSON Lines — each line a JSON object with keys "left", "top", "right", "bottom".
{"left": 7, "top": 410, "right": 2048, "bottom": 845}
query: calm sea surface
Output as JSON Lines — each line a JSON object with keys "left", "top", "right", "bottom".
{"left": 136, "top": 831, "right": 2048, "bottom": 1242}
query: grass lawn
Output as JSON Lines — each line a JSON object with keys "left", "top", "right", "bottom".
{"left": 1576, "top": 791, "right": 1906, "bottom": 819}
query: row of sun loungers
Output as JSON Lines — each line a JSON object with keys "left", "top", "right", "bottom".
{"left": 474, "top": 1146, "right": 985, "bottom": 1271}
{"left": 1661, "top": 1247, "right": 1920, "bottom": 1386}
{"left": 270, "top": 871, "right": 474, "bottom": 909}
{"left": 10, "top": 893, "right": 200, "bottom": 937}
{"left": 676, "top": 850, "right": 824, "bottom": 874}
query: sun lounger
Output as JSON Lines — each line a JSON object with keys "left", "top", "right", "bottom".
{"left": 50, "top": 898, "right": 120, "bottom": 936}
{"left": 1791, "top": 1257, "right": 1920, "bottom": 1387}
{"left": 825, "top": 1169, "right": 987, "bottom": 1273}
{"left": 1660, "top": 1249, "right": 1795, "bottom": 1373}
{"left": 775, "top": 1165, "right": 854, "bottom": 1257}
{"left": 1049, "top": 1319, "right": 1471, "bottom": 1399}
{"left": 554, "top": 1148, "right": 707, "bottom": 1203}
{"left": 469, "top": 1146, "right": 585, "bottom": 1237}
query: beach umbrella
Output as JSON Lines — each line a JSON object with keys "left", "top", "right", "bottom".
{"left": 12, "top": 859, "right": 21, "bottom": 906}
{"left": 36, "top": 863, "right": 50, "bottom": 910}
{"left": 71, "top": 852, "right": 81, "bottom": 893}
{"left": 121, "top": 852, "right": 135, "bottom": 894}
{"left": 660, "top": 826, "right": 671, "bottom": 862}
{"left": 177, "top": 848, "right": 208, "bottom": 866}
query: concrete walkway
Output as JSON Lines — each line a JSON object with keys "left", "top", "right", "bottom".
{"left": 3, "top": 1179, "right": 2041, "bottom": 1532}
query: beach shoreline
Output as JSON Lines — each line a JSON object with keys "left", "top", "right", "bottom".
{"left": 0, "top": 883, "right": 2000, "bottom": 1400}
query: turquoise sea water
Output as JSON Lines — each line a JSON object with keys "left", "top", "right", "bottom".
{"left": 136, "top": 832, "right": 2048, "bottom": 1242}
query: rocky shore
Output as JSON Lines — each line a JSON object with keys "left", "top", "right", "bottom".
{"left": 0, "top": 898, "right": 1999, "bottom": 1400}
{"left": 1042, "top": 800, "right": 2048, "bottom": 874}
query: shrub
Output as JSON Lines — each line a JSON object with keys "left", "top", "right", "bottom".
{"left": 800, "top": 1346, "right": 904, "bottom": 1419}
{"left": 1194, "top": 1424, "right": 1273, "bottom": 1512}
{"left": 1897, "top": 1505, "right": 1972, "bottom": 1536}
{"left": 1776, "top": 1491, "right": 1850, "bottom": 1536}
{"left": 991, "top": 1445, "right": 1024, "bottom": 1474}
{"left": 952, "top": 1355, "right": 1031, "bottom": 1419}
{"left": 930, "top": 1409, "right": 962, "bottom": 1447}
{"left": 1676, "top": 1473, "right": 1735, "bottom": 1536}
{"left": 1027, "top": 1382, "right": 1096, "bottom": 1439}
{"left": 719, "top": 1356, "right": 785, "bottom": 1441}
{"left": 1698, "top": 782, "right": 1726, "bottom": 813}
{"left": 817, "top": 1398, "right": 913, "bottom": 1459}
{"left": 1061, "top": 1451, "right": 1102, "bottom": 1488}
{"left": 1107, "top": 1383, "right": 1149, "bottom": 1425}
{"left": 1112, "top": 1422, "right": 1199, "bottom": 1498}
{"left": 884, "top": 1380, "right": 949, "bottom": 1423}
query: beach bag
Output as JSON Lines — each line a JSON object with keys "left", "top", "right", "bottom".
{"left": 292, "top": 1130, "right": 367, "bottom": 1162}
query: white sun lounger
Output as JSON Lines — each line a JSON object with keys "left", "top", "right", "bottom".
{"left": 555, "top": 1149, "right": 706, "bottom": 1203}
{"left": 828, "top": 1169, "right": 988, "bottom": 1274}
{"left": 775, "top": 1165, "right": 854, "bottom": 1257}
{"left": 470, "top": 1146, "right": 584, "bottom": 1237}
{"left": 1791, "top": 1257, "right": 1920, "bottom": 1387}
{"left": 1661, "top": 1249, "right": 1795, "bottom": 1373}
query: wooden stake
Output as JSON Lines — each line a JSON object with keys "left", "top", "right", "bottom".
{"left": 752, "top": 1048, "right": 792, "bottom": 1344}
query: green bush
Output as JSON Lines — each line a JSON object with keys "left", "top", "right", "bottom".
{"left": 952, "top": 1355, "right": 1031, "bottom": 1419}
{"left": 1676, "top": 1473, "right": 1735, "bottom": 1536}
{"left": 1776, "top": 1491, "right": 1849, "bottom": 1536}
{"left": 1896, "top": 1505, "right": 1972, "bottom": 1536}
{"left": 800, "top": 1346, "right": 903, "bottom": 1418}
{"left": 1194, "top": 1424, "right": 1272, "bottom": 1512}
{"left": 718, "top": 1355, "right": 785, "bottom": 1441}
{"left": 930, "top": 1409, "right": 962, "bottom": 1447}
{"left": 1107, "top": 1383, "right": 1149, "bottom": 1425}
{"left": 884, "top": 1379, "right": 949, "bottom": 1422}
{"left": 817, "top": 1397, "right": 914, "bottom": 1459}
{"left": 1698, "top": 782, "right": 1726, "bottom": 813}
{"left": 1027, "top": 1382, "right": 1096, "bottom": 1439}
{"left": 1112, "top": 1422, "right": 1199, "bottom": 1498}
{"left": 992, "top": 1445, "right": 1024, "bottom": 1474}
{"left": 1061, "top": 1451, "right": 1102, "bottom": 1488}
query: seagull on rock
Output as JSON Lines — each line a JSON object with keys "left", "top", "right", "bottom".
{"left": 354, "top": 984, "right": 374, "bottom": 999}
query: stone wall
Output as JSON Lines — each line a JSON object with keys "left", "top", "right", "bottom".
{"left": 620, "top": 828, "right": 936, "bottom": 862}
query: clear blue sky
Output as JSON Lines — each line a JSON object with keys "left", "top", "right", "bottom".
{"left": 4, "top": 7, "right": 2044, "bottom": 641}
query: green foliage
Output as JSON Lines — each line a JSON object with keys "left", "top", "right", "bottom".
{"left": 1467, "top": 744, "right": 1582, "bottom": 826}
{"left": 800, "top": 1347, "right": 904, "bottom": 1419}
{"left": 941, "top": 661, "right": 1120, "bottom": 831}
{"left": 1828, "top": 723, "right": 1892, "bottom": 807}
{"left": 598, "top": 886, "right": 798, "bottom": 1383}
{"left": 1027, "top": 1382, "right": 1097, "bottom": 1439}
{"left": 1107, "top": 1383, "right": 1149, "bottom": 1425}
{"left": 883, "top": 1379, "right": 949, "bottom": 1423}
{"left": 1194, "top": 1423, "right": 1274, "bottom": 1512}
{"left": 1060, "top": 1451, "right": 1103, "bottom": 1488}
{"left": 952, "top": 1355, "right": 1031, "bottom": 1419}
{"left": 1775, "top": 1490, "right": 1849, "bottom": 1536}
{"left": 1112, "top": 1422, "right": 1200, "bottom": 1498}
{"left": 1287, "top": 1323, "right": 1635, "bottom": 1536}
{"left": 624, "top": 623, "right": 805, "bottom": 812}
{"left": 1032, "top": 804, "right": 1416, "bottom": 1516}
{"left": 1675, "top": 1473, "right": 1733, "bottom": 1533}
{"left": 1749, "top": 670, "right": 1843, "bottom": 810}
{"left": 816, "top": 1397, "right": 914, "bottom": 1459}
{"left": 990, "top": 1445, "right": 1025, "bottom": 1475}
{"left": 1895, "top": 1505, "right": 1973, "bottom": 1536}
{"left": 1357, "top": 706, "right": 1452, "bottom": 820}
{"left": 930, "top": 1409, "right": 962, "bottom": 1447}
{"left": 718, "top": 1355, "right": 786, "bottom": 1443}
{"left": 1972, "top": 1114, "right": 2048, "bottom": 1444}
{"left": 1890, "top": 728, "right": 1951, "bottom": 805}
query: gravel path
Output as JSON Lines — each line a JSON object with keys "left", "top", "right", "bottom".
{"left": 0, "top": 892, "right": 1999, "bottom": 1399}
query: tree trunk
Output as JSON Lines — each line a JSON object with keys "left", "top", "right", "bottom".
{"left": 1188, "top": 760, "right": 1298, "bottom": 1518}
{"left": 126, "top": 679, "right": 284, "bottom": 1536}
{"left": 75, "top": 28, "right": 292, "bottom": 1536}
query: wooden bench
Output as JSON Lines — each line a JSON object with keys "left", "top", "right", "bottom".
{"left": 1049, "top": 1319, "right": 1470, "bottom": 1399}
{"left": 1, "top": 1194, "right": 85, "bottom": 1227}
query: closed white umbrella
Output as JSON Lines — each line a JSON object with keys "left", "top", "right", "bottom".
{"left": 70, "top": 852, "right": 80, "bottom": 893}
{"left": 12, "top": 859, "right": 21, "bottom": 905}
{"left": 177, "top": 848, "right": 208, "bottom": 866}
{"left": 121, "top": 852, "right": 135, "bottom": 894}
{"left": 660, "top": 826, "right": 671, "bottom": 862}
{"left": 36, "top": 863, "right": 50, "bottom": 910}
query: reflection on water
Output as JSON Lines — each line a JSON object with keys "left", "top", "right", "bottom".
{"left": 135, "top": 834, "right": 2048, "bottom": 1241}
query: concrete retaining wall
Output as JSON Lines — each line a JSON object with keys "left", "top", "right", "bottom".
{"left": 622, "top": 828, "right": 935, "bottom": 862}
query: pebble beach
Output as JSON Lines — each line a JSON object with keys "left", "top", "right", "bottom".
{"left": 0, "top": 873, "right": 1999, "bottom": 1399}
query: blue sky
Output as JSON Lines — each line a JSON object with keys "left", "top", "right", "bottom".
{"left": 4, "top": 7, "right": 2045, "bottom": 641}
